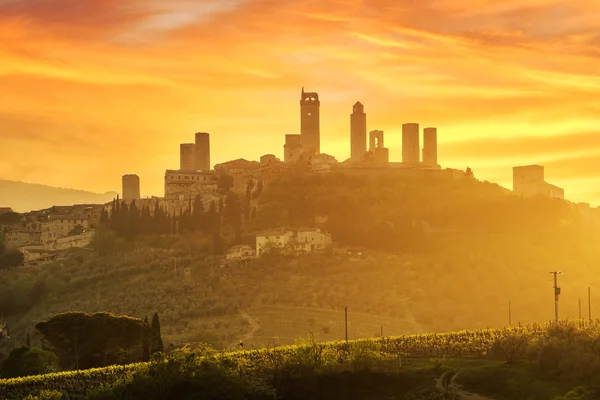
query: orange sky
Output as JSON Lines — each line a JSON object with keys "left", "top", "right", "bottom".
{"left": 1, "top": 0, "right": 600, "bottom": 205}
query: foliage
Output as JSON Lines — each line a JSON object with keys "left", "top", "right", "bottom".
{"left": 0, "top": 248, "right": 24, "bottom": 270}
{"left": 35, "top": 312, "right": 161, "bottom": 370}
{"left": 250, "top": 172, "right": 575, "bottom": 252}
{"left": 0, "top": 347, "right": 59, "bottom": 378}
{"left": 0, "top": 321, "right": 578, "bottom": 399}
{"left": 23, "top": 390, "right": 63, "bottom": 400}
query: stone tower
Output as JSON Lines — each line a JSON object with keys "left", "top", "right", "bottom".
{"left": 422, "top": 127, "right": 438, "bottom": 167}
{"left": 300, "top": 87, "right": 320, "bottom": 155}
{"left": 180, "top": 143, "right": 195, "bottom": 170}
{"left": 350, "top": 102, "right": 367, "bottom": 161}
{"left": 194, "top": 132, "right": 210, "bottom": 171}
{"left": 122, "top": 174, "right": 141, "bottom": 201}
{"left": 402, "top": 123, "right": 420, "bottom": 164}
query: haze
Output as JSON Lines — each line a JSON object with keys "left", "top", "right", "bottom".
{"left": 1, "top": 0, "right": 600, "bottom": 206}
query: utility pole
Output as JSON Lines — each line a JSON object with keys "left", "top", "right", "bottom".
{"left": 508, "top": 301, "right": 512, "bottom": 326}
{"left": 589, "top": 287, "right": 592, "bottom": 320}
{"left": 549, "top": 271, "right": 563, "bottom": 323}
{"left": 344, "top": 307, "right": 348, "bottom": 343}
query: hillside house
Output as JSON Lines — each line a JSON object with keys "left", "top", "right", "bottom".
{"left": 226, "top": 245, "right": 255, "bottom": 260}
{"left": 296, "top": 228, "right": 332, "bottom": 251}
{"left": 41, "top": 216, "right": 89, "bottom": 243}
{"left": 256, "top": 229, "right": 294, "bottom": 256}
{"left": 4, "top": 229, "right": 42, "bottom": 248}
{"left": 256, "top": 228, "right": 332, "bottom": 257}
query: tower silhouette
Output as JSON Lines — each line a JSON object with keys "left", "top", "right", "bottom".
{"left": 300, "top": 87, "right": 320, "bottom": 154}
{"left": 350, "top": 102, "right": 367, "bottom": 161}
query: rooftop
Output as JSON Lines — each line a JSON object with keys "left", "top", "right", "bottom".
{"left": 0, "top": 207, "right": 14, "bottom": 214}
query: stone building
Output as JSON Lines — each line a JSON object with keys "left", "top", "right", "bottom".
{"left": 41, "top": 216, "right": 89, "bottom": 244}
{"left": 226, "top": 245, "right": 255, "bottom": 260}
{"left": 368, "top": 130, "right": 389, "bottom": 164}
{"left": 164, "top": 170, "right": 218, "bottom": 197}
{"left": 284, "top": 134, "right": 303, "bottom": 163}
{"left": 122, "top": 174, "right": 141, "bottom": 201}
{"left": 256, "top": 229, "right": 294, "bottom": 256}
{"left": 513, "top": 165, "right": 564, "bottom": 199}
{"left": 296, "top": 228, "right": 332, "bottom": 251}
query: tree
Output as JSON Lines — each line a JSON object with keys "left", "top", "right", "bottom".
{"left": 217, "top": 173, "right": 234, "bottom": 193}
{"left": 0, "top": 248, "right": 24, "bottom": 269}
{"left": 150, "top": 313, "right": 164, "bottom": 355}
{"left": 0, "top": 346, "right": 59, "bottom": 378}
{"left": 35, "top": 312, "right": 149, "bottom": 370}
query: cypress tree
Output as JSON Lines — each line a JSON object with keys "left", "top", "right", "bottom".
{"left": 150, "top": 313, "right": 164, "bottom": 355}
{"left": 25, "top": 331, "right": 31, "bottom": 347}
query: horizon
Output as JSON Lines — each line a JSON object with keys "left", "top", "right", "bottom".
{"left": 2, "top": 1, "right": 600, "bottom": 206}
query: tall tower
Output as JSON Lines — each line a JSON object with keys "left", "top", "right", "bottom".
{"left": 194, "top": 132, "right": 210, "bottom": 171}
{"left": 300, "top": 87, "right": 320, "bottom": 154}
{"left": 180, "top": 143, "right": 196, "bottom": 170}
{"left": 422, "top": 127, "right": 438, "bottom": 167}
{"left": 402, "top": 123, "right": 420, "bottom": 163}
{"left": 122, "top": 174, "right": 141, "bottom": 201}
{"left": 350, "top": 102, "right": 367, "bottom": 161}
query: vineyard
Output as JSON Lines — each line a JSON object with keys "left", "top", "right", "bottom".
{"left": 0, "top": 321, "right": 580, "bottom": 400}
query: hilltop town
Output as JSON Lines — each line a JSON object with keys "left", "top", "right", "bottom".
{"left": 0, "top": 88, "right": 597, "bottom": 267}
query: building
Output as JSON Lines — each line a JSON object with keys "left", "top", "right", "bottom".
{"left": 369, "top": 130, "right": 389, "bottom": 164}
{"left": 311, "top": 153, "right": 337, "bottom": 172}
{"left": 300, "top": 87, "right": 320, "bottom": 155}
{"left": 194, "top": 132, "right": 211, "bottom": 171}
{"left": 256, "top": 229, "right": 294, "bottom": 256}
{"left": 41, "top": 216, "right": 89, "bottom": 244}
{"left": 260, "top": 154, "right": 280, "bottom": 166}
{"left": 513, "top": 165, "right": 564, "bottom": 199}
{"left": 350, "top": 102, "right": 367, "bottom": 161}
{"left": 402, "top": 123, "right": 420, "bottom": 164}
{"left": 284, "top": 134, "right": 303, "bottom": 163}
{"left": 122, "top": 174, "right": 141, "bottom": 201}
{"left": 164, "top": 170, "right": 219, "bottom": 197}
{"left": 4, "top": 229, "right": 41, "bottom": 248}
{"left": 422, "top": 127, "right": 438, "bottom": 167}
{"left": 296, "top": 228, "right": 332, "bottom": 251}
{"left": 0, "top": 207, "right": 13, "bottom": 215}
{"left": 226, "top": 245, "right": 255, "bottom": 260}
{"left": 180, "top": 143, "right": 196, "bottom": 171}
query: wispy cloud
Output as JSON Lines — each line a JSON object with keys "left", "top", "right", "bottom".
{"left": 0, "top": 0, "right": 599, "bottom": 203}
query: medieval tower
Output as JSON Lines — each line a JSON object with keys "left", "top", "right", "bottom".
{"left": 402, "top": 123, "right": 420, "bottom": 164}
{"left": 422, "top": 127, "right": 438, "bottom": 167}
{"left": 300, "top": 87, "right": 321, "bottom": 154}
{"left": 350, "top": 102, "right": 367, "bottom": 161}
{"left": 194, "top": 132, "right": 210, "bottom": 171}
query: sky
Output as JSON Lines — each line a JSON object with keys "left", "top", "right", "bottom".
{"left": 1, "top": 0, "right": 600, "bottom": 205}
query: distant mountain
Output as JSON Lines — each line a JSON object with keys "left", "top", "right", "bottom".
{"left": 0, "top": 180, "right": 118, "bottom": 213}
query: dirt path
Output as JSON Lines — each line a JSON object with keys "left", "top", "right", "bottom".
{"left": 435, "top": 369, "right": 494, "bottom": 400}
{"left": 230, "top": 310, "right": 261, "bottom": 349}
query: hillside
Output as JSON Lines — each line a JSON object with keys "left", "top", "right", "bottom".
{"left": 0, "top": 179, "right": 117, "bottom": 213}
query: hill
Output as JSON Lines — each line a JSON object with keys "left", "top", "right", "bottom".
{"left": 0, "top": 179, "right": 117, "bottom": 213}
